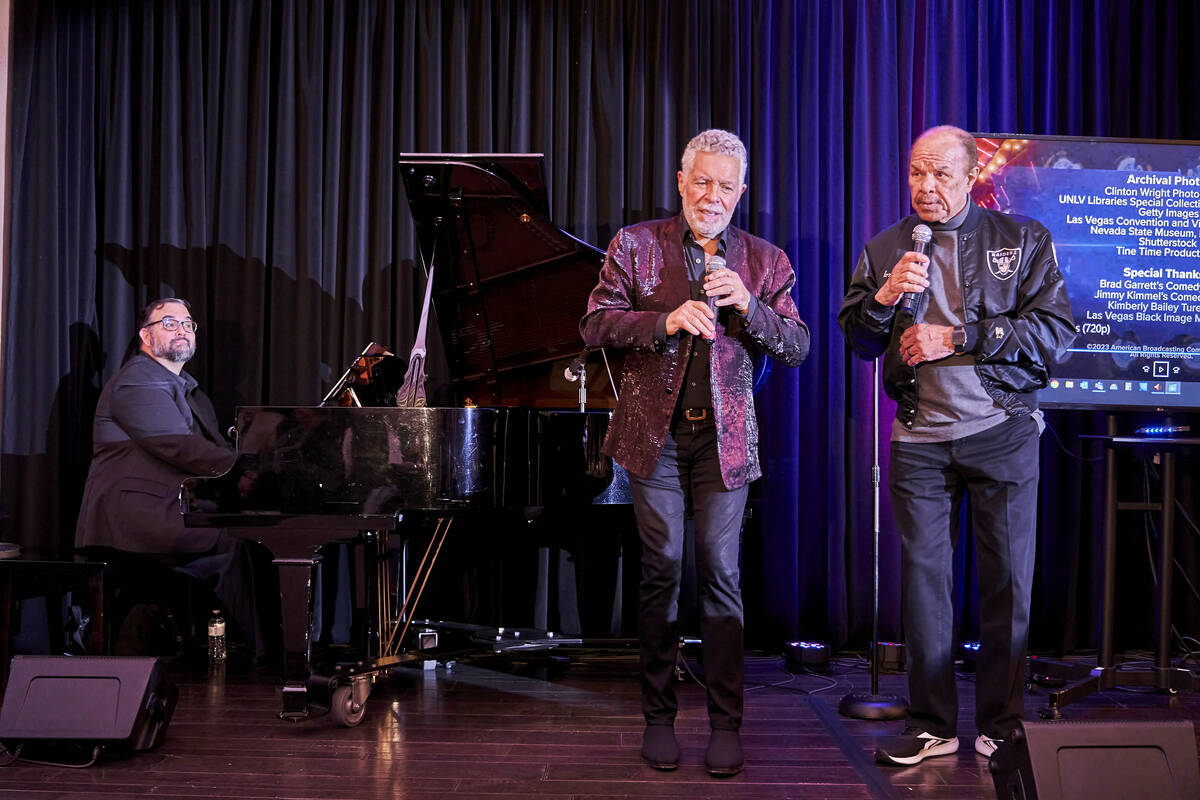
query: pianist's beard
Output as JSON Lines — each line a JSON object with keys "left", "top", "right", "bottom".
{"left": 151, "top": 335, "right": 195, "bottom": 364}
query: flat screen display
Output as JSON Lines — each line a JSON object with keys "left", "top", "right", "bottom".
{"left": 971, "top": 134, "right": 1200, "bottom": 411}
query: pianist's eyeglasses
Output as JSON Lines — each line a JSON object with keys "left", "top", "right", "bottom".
{"left": 143, "top": 317, "right": 198, "bottom": 333}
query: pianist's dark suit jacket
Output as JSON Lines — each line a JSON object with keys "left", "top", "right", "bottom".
{"left": 75, "top": 352, "right": 236, "bottom": 554}
{"left": 580, "top": 214, "right": 810, "bottom": 489}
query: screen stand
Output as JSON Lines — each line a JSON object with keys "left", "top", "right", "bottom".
{"left": 1030, "top": 412, "right": 1197, "bottom": 717}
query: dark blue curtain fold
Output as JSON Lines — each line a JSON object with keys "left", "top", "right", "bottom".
{"left": 2, "top": 0, "right": 97, "bottom": 557}
{"left": 3, "top": 0, "right": 1198, "bottom": 652}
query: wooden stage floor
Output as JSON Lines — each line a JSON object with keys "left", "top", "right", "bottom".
{"left": 1, "top": 650, "right": 1198, "bottom": 799}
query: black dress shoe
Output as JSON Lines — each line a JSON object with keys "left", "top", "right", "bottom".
{"left": 705, "top": 728, "right": 743, "bottom": 776}
{"left": 640, "top": 724, "right": 679, "bottom": 770}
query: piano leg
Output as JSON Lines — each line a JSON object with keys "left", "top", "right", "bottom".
{"left": 271, "top": 532, "right": 411, "bottom": 725}
{"left": 274, "top": 555, "right": 321, "bottom": 721}
{"left": 250, "top": 523, "right": 453, "bottom": 725}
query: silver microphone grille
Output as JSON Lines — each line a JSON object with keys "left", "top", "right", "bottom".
{"left": 912, "top": 224, "right": 933, "bottom": 245}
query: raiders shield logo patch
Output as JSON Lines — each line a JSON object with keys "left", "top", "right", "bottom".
{"left": 987, "top": 247, "right": 1021, "bottom": 280}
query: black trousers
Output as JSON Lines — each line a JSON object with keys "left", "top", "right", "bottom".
{"left": 176, "top": 531, "right": 280, "bottom": 660}
{"left": 889, "top": 414, "right": 1041, "bottom": 740}
{"left": 628, "top": 415, "right": 749, "bottom": 731}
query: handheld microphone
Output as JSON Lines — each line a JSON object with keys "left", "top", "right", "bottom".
{"left": 900, "top": 224, "right": 933, "bottom": 317}
{"left": 705, "top": 254, "right": 726, "bottom": 311}
{"left": 564, "top": 347, "right": 589, "bottom": 382}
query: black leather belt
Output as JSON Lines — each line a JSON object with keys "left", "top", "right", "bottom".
{"left": 681, "top": 408, "right": 709, "bottom": 421}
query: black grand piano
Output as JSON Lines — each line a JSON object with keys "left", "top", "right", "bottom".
{"left": 183, "top": 154, "right": 630, "bottom": 725}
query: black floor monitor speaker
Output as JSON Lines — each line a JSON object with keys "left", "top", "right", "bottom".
{"left": 989, "top": 719, "right": 1200, "bottom": 800}
{"left": 0, "top": 655, "right": 177, "bottom": 757}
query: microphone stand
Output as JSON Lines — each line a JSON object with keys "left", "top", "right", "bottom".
{"left": 839, "top": 355, "right": 907, "bottom": 720}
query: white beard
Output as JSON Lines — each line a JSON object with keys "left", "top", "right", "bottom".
{"left": 684, "top": 206, "right": 731, "bottom": 239}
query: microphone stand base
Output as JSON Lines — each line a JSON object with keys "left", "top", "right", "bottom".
{"left": 838, "top": 692, "right": 908, "bottom": 720}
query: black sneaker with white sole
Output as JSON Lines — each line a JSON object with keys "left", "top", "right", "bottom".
{"left": 874, "top": 726, "right": 959, "bottom": 766}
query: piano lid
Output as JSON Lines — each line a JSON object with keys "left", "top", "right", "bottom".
{"left": 397, "top": 154, "right": 612, "bottom": 408}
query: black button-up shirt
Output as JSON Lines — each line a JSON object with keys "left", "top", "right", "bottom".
{"left": 678, "top": 228, "right": 726, "bottom": 412}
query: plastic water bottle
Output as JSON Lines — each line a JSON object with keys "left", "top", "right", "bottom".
{"left": 207, "top": 609, "right": 227, "bottom": 664}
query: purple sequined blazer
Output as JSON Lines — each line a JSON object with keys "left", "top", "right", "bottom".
{"left": 580, "top": 215, "right": 810, "bottom": 488}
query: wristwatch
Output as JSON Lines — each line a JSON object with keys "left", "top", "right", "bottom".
{"left": 951, "top": 325, "right": 967, "bottom": 355}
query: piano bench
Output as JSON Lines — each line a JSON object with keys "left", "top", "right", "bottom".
{"left": 76, "top": 547, "right": 215, "bottom": 659}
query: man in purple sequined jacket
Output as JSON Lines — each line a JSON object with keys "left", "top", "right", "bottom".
{"left": 580, "top": 130, "right": 810, "bottom": 777}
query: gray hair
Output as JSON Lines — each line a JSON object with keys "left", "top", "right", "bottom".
{"left": 917, "top": 125, "right": 978, "bottom": 171}
{"left": 681, "top": 129, "right": 747, "bottom": 184}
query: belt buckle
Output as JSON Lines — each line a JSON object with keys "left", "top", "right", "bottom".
{"left": 684, "top": 408, "right": 707, "bottom": 422}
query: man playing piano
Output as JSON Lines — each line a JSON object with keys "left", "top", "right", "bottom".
{"left": 581, "top": 129, "right": 810, "bottom": 776}
{"left": 75, "top": 297, "right": 276, "bottom": 661}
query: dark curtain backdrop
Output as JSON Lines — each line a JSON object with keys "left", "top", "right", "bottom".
{"left": 3, "top": 0, "right": 1198, "bottom": 653}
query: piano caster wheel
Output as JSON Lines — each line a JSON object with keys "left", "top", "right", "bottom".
{"left": 330, "top": 684, "right": 366, "bottom": 727}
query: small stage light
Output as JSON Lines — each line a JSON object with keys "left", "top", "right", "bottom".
{"left": 876, "top": 641, "right": 906, "bottom": 672}
{"left": 784, "top": 640, "right": 830, "bottom": 672}
{"left": 959, "top": 641, "right": 981, "bottom": 671}
{"left": 1135, "top": 424, "right": 1190, "bottom": 436}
